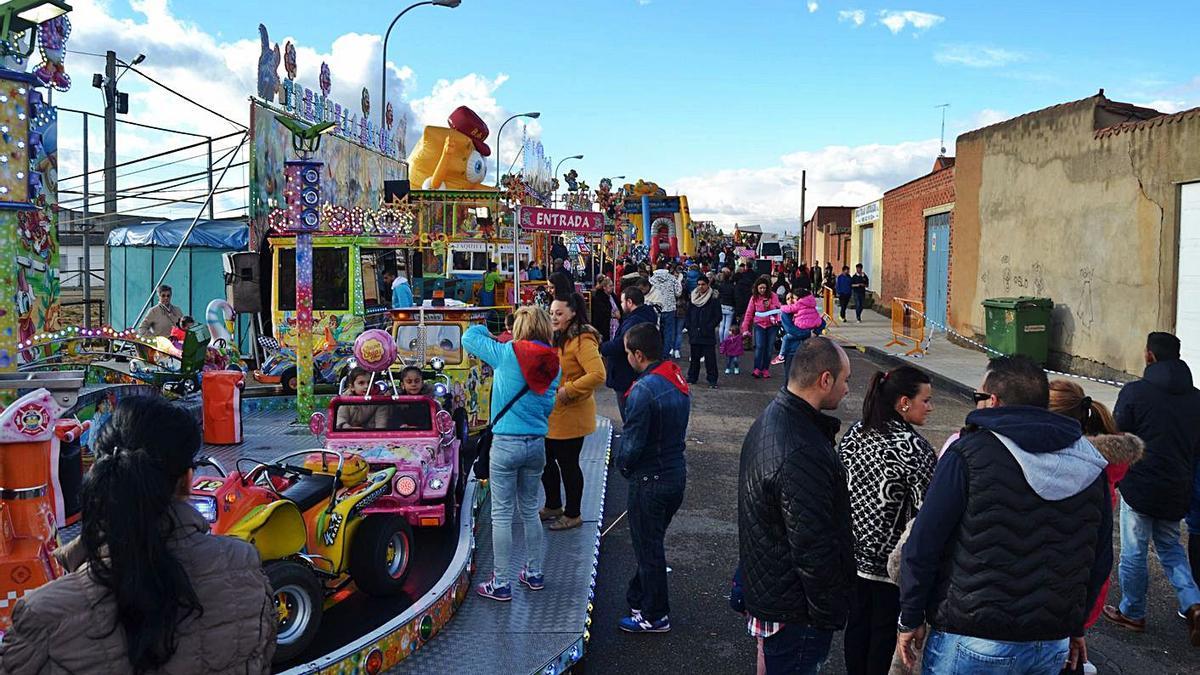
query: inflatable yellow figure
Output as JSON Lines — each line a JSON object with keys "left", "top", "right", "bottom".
{"left": 408, "top": 105, "right": 492, "bottom": 191}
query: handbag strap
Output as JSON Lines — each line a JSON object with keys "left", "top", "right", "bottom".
{"left": 491, "top": 384, "right": 531, "bottom": 427}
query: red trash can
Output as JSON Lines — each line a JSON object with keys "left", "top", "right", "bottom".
{"left": 202, "top": 370, "right": 244, "bottom": 445}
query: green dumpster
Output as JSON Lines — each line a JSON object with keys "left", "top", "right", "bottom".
{"left": 982, "top": 297, "right": 1053, "bottom": 365}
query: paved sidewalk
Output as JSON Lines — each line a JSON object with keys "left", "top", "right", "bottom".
{"left": 825, "top": 310, "right": 1124, "bottom": 409}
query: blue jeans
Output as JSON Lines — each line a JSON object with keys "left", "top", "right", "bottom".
{"left": 659, "top": 311, "right": 678, "bottom": 355}
{"left": 762, "top": 624, "right": 833, "bottom": 675}
{"left": 489, "top": 434, "right": 546, "bottom": 586}
{"left": 626, "top": 472, "right": 685, "bottom": 621}
{"left": 753, "top": 325, "right": 774, "bottom": 372}
{"left": 1117, "top": 497, "right": 1200, "bottom": 619}
{"left": 852, "top": 289, "right": 866, "bottom": 320}
{"left": 674, "top": 313, "right": 685, "bottom": 352}
{"left": 719, "top": 305, "right": 735, "bottom": 342}
{"left": 1186, "top": 461, "right": 1200, "bottom": 533}
{"left": 922, "top": 630, "right": 1068, "bottom": 675}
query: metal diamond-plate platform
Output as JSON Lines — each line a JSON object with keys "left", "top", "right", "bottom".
{"left": 394, "top": 418, "right": 612, "bottom": 675}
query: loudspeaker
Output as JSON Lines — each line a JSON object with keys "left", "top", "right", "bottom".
{"left": 225, "top": 251, "right": 262, "bottom": 313}
{"left": 299, "top": 164, "right": 321, "bottom": 229}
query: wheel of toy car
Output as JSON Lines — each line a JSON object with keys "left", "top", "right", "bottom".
{"left": 265, "top": 560, "right": 323, "bottom": 664}
{"left": 280, "top": 366, "right": 298, "bottom": 395}
{"left": 349, "top": 515, "right": 413, "bottom": 596}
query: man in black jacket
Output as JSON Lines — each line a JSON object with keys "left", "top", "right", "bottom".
{"left": 897, "top": 356, "right": 1111, "bottom": 673}
{"left": 600, "top": 287, "right": 658, "bottom": 422}
{"left": 1103, "top": 332, "right": 1200, "bottom": 644}
{"left": 685, "top": 274, "right": 721, "bottom": 388}
{"left": 738, "top": 337, "right": 853, "bottom": 674}
{"left": 733, "top": 263, "right": 754, "bottom": 324}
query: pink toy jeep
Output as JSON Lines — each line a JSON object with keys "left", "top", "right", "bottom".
{"left": 314, "top": 395, "right": 461, "bottom": 529}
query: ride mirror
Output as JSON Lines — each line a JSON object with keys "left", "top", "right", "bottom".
{"left": 435, "top": 409, "right": 454, "bottom": 439}
{"left": 309, "top": 411, "right": 328, "bottom": 439}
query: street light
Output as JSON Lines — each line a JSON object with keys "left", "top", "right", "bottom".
{"left": 0, "top": 0, "right": 71, "bottom": 58}
{"left": 497, "top": 111, "right": 540, "bottom": 301}
{"left": 380, "top": 0, "right": 461, "bottom": 131}
{"left": 553, "top": 154, "right": 583, "bottom": 206}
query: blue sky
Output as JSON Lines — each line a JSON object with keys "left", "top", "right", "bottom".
{"left": 53, "top": 0, "right": 1200, "bottom": 230}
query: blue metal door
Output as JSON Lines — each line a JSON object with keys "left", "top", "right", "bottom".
{"left": 924, "top": 213, "right": 950, "bottom": 327}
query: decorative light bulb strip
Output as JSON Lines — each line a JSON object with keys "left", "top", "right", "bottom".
{"left": 266, "top": 201, "right": 418, "bottom": 236}
{"left": 18, "top": 324, "right": 146, "bottom": 350}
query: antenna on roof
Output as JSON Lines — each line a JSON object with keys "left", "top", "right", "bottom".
{"left": 935, "top": 103, "right": 950, "bottom": 156}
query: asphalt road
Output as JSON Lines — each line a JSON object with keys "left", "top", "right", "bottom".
{"left": 586, "top": 345, "right": 1200, "bottom": 674}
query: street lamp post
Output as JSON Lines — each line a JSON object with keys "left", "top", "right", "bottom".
{"left": 380, "top": 0, "right": 461, "bottom": 131}
{"left": 497, "top": 111, "right": 540, "bottom": 302}
{"left": 553, "top": 154, "right": 583, "bottom": 206}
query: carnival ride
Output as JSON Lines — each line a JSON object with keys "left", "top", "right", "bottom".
{"left": 0, "top": 371, "right": 86, "bottom": 633}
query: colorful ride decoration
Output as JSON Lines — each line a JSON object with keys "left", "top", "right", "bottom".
{"left": 203, "top": 298, "right": 243, "bottom": 371}
{"left": 0, "top": 69, "right": 59, "bottom": 376}
{"left": 0, "top": 386, "right": 75, "bottom": 631}
{"left": 355, "top": 328, "right": 398, "bottom": 372}
{"left": 408, "top": 105, "right": 492, "bottom": 191}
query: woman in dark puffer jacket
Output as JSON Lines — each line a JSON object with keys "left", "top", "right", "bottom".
{"left": 837, "top": 366, "right": 937, "bottom": 675}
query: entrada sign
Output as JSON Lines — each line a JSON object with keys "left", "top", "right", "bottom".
{"left": 518, "top": 206, "right": 604, "bottom": 234}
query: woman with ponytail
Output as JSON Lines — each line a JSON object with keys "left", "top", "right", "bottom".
{"left": 837, "top": 366, "right": 937, "bottom": 675}
{"left": 1048, "top": 379, "right": 1143, "bottom": 656}
{"left": 0, "top": 396, "right": 276, "bottom": 674}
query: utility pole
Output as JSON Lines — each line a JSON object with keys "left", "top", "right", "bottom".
{"left": 82, "top": 113, "right": 91, "bottom": 327}
{"left": 103, "top": 51, "right": 116, "bottom": 221}
{"left": 799, "top": 169, "right": 806, "bottom": 261}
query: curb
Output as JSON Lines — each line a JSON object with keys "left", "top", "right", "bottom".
{"left": 833, "top": 336, "right": 977, "bottom": 403}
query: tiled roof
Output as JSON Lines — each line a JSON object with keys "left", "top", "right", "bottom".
{"left": 1095, "top": 106, "right": 1200, "bottom": 139}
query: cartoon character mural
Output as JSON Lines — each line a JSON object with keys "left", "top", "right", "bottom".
{"left": 407, "top": 106, "right": 492, "bottom": 191}
{"left": 32, "top": 16, "right": 71, "bottom": 91}
{"left": 2, "top": 83, "right": 59, "bottom": 372}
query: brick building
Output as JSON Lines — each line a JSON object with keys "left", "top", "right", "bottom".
{"left": 801, "top": 206, "right": 854, "bottom": 270}
{"left": 880, "top": 156, "right": 955, "bottom": 323}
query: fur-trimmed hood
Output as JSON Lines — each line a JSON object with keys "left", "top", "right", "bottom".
{"left": 1089, "top": 432, "right": 1144, "bottom": 466}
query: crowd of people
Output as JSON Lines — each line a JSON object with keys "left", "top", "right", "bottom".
{"left": 13, "top": 236, "right": 1200, "bottom": 675}
{"left": 737, "top": 331, "right": 1200, "bottom": 675}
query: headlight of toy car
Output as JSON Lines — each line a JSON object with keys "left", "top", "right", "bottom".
{"left": 395, "top": 474, "right": 418, "bottom": 497}
{"left": 433, "top": 382, "right": 448, "bottom": 397}
{"left": 428, "top": 477, "right": 444, "bottom": 491}
{"left": 188, "top": 495, "right": 218, "bottom": 523}
{"left": 429, "top": 357, "right": 445, "bottom": 372}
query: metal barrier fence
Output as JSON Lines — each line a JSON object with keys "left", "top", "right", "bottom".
{"left": 885, "top": 297, "right": 927, "bottom": 356}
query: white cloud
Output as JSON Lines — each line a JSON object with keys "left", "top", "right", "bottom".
{"left": 935, "top": 44, "right": 1027, "bottom": 68}
{"left": 969, "top": 108, "right": 1011, "bottom": 129}
{"left": 838, "top": 9, "right": 866, "bottom": 26}
{"left": 1130, "top": 99, "right": 1187, "bottom": 113}
{"left": 807, "top": 1, "right": 819, "bottom": 12}
{"left": 637, "top": 0, "right": 652, "bottom": 5}
{"left": 878, "top": 10, "right": 944, "bottom": 34}
{"left": 669, "top": 139, "right": 943, "bottom": 232}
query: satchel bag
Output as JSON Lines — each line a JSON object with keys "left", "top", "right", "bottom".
{"left": 472, "top": 384, "right": 531, "bottom": 481}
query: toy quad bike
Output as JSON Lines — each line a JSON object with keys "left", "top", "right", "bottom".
{"left": 189, "top": 449, "right": 410, "bottom": 663}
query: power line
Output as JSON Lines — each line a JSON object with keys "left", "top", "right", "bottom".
{"left": 58, "top": 129, "right": 245, "bottom": 182}
{"left": 63, "top": 184, "right": 249, "bottom": 226}
{"left": 125, "top": 64, "right": 247, "bottom": 131}
{"left": 56, "top": 160, "right": 249, "bottom": 208}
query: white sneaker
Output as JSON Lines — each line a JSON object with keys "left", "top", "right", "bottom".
{"left": 1082, "top": 662, "right": 1097, "bottom": 675}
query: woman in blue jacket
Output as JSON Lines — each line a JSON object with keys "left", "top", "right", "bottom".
{"left": 464, "top": 306, "right": 561, "bottom": 601}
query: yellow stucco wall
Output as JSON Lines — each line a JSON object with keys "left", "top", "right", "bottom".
{"left": 851, "top": 200, "right": 883, "bottom": 292}
{"left": 950, "top": 99, "right": 1200, "bottom": 375}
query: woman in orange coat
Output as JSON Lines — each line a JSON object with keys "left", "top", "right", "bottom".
{"left": 542, "top": 292, "right": 607, "bottom": 530}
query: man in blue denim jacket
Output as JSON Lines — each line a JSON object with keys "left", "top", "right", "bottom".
{"left": 615, "top": 322, "right": 690, "bottom": 634}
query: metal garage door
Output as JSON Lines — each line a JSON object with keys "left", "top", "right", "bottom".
{"left": 1176, "top": 182, "right": 1200, "bottom": 366}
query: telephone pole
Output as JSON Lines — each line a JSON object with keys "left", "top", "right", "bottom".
{"left": 799, "top": 169, "right": 807, "bottom": 260}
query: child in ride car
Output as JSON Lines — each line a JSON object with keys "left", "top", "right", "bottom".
{"left": 336, "top": 368, "right": 384, "bottom": 429}
{"left": 400, "top": 366, "right": 433, "bottom": 396}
